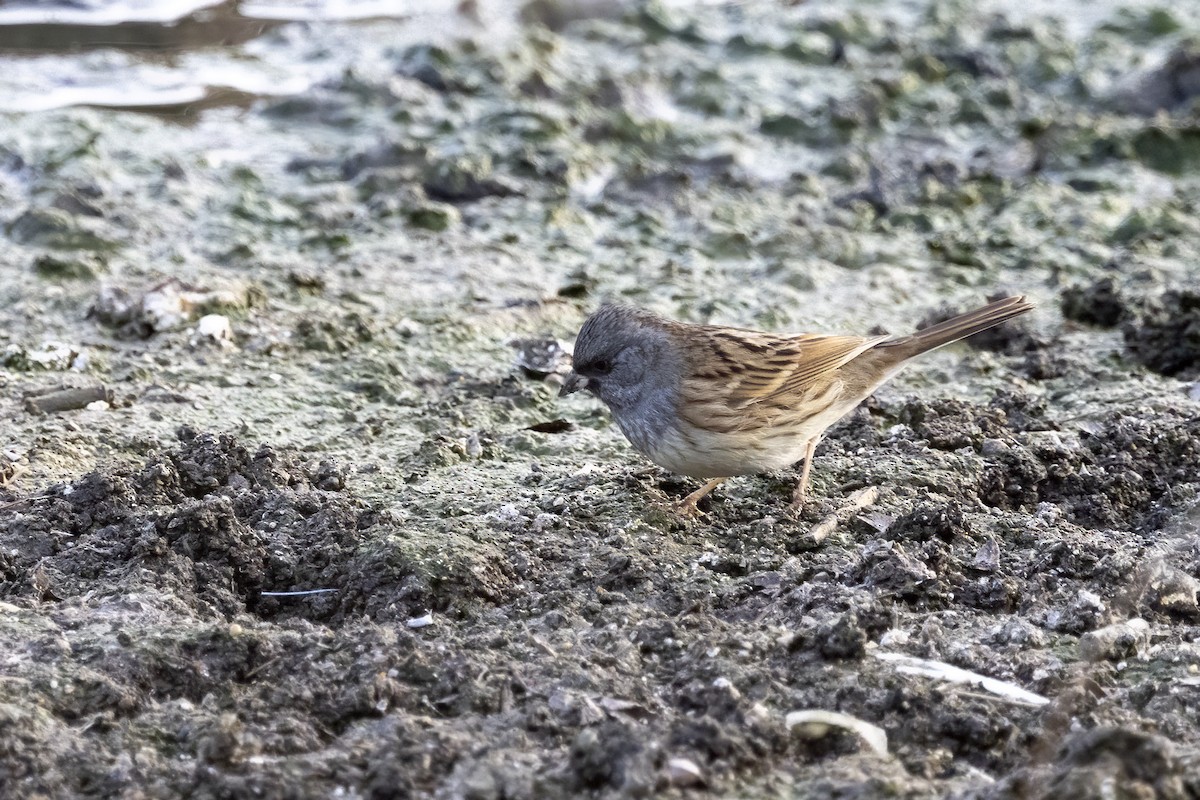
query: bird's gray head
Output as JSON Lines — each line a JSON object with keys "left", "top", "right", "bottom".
{"left": 559, "top": 304, "right": 679, "bottom": 413}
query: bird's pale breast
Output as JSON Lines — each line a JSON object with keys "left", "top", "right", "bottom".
{"left": 632, "top": 380, "right": 863, "bottom": 479}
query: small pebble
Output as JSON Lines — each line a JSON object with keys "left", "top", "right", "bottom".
{"left": 1079, "top": 618, "right": 1149, "bottom": 662}
{"left": 973, "top": 539, "right": 1000, "bottom": 572}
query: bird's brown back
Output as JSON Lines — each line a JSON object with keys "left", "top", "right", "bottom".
{"left": 669, "top": 320, "right": 885, "bottom": 434}
{"left": 668, "top": 295, "right": 1033, "bottom": 434}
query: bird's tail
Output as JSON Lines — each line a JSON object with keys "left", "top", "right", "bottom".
{"left": 876, "top": 295, "right": 1034, "bottom": 362}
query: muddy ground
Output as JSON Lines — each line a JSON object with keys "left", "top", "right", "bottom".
{"left": 3, "top": 0, "right": 1200, "bottom": 797}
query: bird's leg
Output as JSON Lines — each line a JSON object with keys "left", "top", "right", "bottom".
{"left": 791, "top": 438, "right": 820, "bottom": 510}
{"left": 676, "top": 478, "right": 726, "bottom": 516}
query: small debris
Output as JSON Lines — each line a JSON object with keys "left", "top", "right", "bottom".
{"left": 556, "top": 269, "right": 594, "bottom": 299}
{"left": 90, "top": 285, "right": 138, "bottom": 325}
{"left": 24, "top": 385, "right": 112, "bottom": 415}
{"left": 972, "top": 538, "right": 1001, "bottom": 572}
{"left": 286, "top": 270, "right": 326, "bottom": 293}
{"left": 143, "top": 281, "right": 203, "bottom": 332}
{"left": 525, "top": 418, "right": 574, "bottom": 434}
{"left": 32, "top": 252, "right": 104, "bottom": 281}
{"left": 0, "top": 455, "right": 27, "bottom": 488}
{"left": 1076, "top": 589, "right": 1105, "bottom": 614}
{"left": 580, "top": 697, "right": 606, "bottom": 725}
{"left": 1079, "top": 618, "right": 1150, "bottom": 663}
{"left": 405, "top": 202, "right": 460, "bottom": 231}
{"left": 878, "top": 629, "right": 910, "bottom": 648}
{"left": 664, "top": 756, "right": 705, "bottom": 787}
{"left": 395, "top": 318, "right": 424, "bottom": 338}
{"left": 872, "top": 651, "right": 1049, "bottom": 707}
{"left": 1148, "top": 564, "right": 1200, "bottom": 617}
{"left": 531, "top": 635, "right": 558, "bottom": 657}
{"left": 512, "top": 337, "right": 571, "bottom": 379}
{"left": 139, "top": 385, "right": 194, "bottom": 404}
{"left": 3, "top": 342, "right": 85, "bottom": 371}
{"left": 406, "top": 611, "right": 434, "bottom": 629}
{"left": 192, "top": 314, "right": 234, "bottom": 348}
{"left": 259, "top": 589, "right": 338, "bottom": 597}
{"left": 800, "top": 486, "right": 879, "bottom": 548}
{"left": 598, "top": 697, "right": 646, "bottom": 717}
{"left": 860, "top": 512, "right": 894, "bottom": 533}
{"left": 91, "top": 279, "right": 250, "bottom": 338}
{"left": 422, "top": 153, "right": 521, "bottom": 202}
{"left": 786, "top": 709, "right": 889, "bottom": 757}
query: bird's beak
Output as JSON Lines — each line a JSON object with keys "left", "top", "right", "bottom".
{"left": 559, "top": 371, "right": 589, "bottom": 397}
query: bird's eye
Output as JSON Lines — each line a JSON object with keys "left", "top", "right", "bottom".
{"left": 591, "top": 358, "right": 613, "bottom": 375}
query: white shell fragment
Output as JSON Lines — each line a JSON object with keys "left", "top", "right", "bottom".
{"left": 405, "top": 612, "right": 434, "bottom": 629}
{"left": 871, "top": 651, "right": 1049, "bottom": 707}
{"left": 785, "top": 710, "right": 888, "bottom": 757}
{"left": 193, "top": 314, "right": 234, "bottom": 348}
{"left": 665, "top": 757, "right": 705, "bottom": 787}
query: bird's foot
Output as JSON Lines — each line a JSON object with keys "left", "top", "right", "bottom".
{"left": 788, "top": 486, "right": 808, "bottom": 515}
{"left": 673, "top": 495, "right": 707, "bottom": 518}
{"left": 668, "top": 478, "right": 727, "bottom": 518}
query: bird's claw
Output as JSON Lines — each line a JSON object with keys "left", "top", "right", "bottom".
{"left": 673, "top": 497, "right": 707, "bottom": 518}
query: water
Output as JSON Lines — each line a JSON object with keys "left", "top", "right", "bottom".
{"left": 0, "top": 0, "right": 479, "bottom": 114}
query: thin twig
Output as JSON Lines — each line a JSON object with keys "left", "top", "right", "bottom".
{"left": 259, "top": 589, "right": 337, "bottom": 597}
{"left": 244, "top": 657, "right": 281, "bottom": 680}
{"left": 806, "top": 485, "right": 880, "bottom": 543}
{"left": 0, "top": 495, "right": 55, "bottom": 512}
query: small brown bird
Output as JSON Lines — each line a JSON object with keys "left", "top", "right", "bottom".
{"left": 560, "top": 296, "right": 1034, "bottom": 513}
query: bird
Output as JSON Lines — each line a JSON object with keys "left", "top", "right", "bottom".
{"left": 559, "top": 295, "right": 1034, "bottom": 514}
